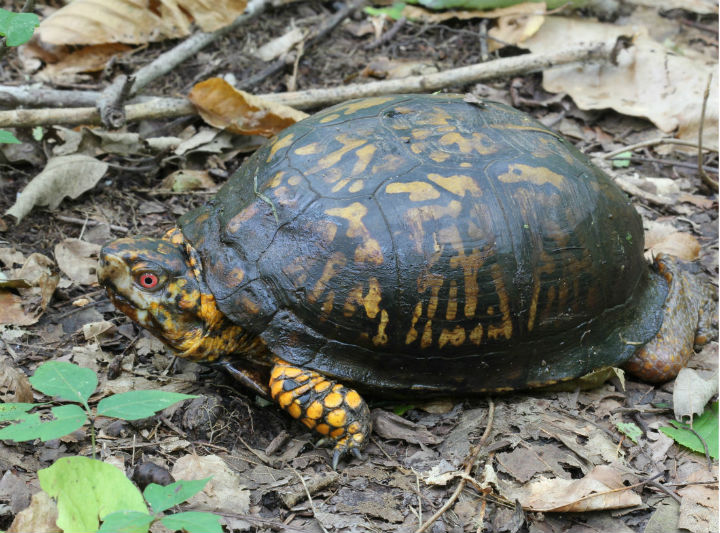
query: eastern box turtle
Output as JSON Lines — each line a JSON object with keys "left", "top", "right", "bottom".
{"left": 98, "top": 94, "right": 714, "bottom": 466}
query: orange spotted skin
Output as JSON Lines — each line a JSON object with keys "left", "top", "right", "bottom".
{"left": 98, "top": 94, "right": 715, "bottom": 466}
{"left": 269, "top": 362, "right": 370, "bottom": 463}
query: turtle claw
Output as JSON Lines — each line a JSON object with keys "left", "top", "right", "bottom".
{"left": 331, "top": 440, "right": 365, "bottom": 470}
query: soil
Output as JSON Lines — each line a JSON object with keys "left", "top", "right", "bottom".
{"left": 0, "top": 2, "right": 718, "bottom": 532}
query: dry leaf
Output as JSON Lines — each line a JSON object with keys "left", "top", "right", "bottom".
{"left": 38, "top": 0, "right": 249, "bottom": 45}
{"left": 517, "top": 465, "right": 641, "bottom": 512}
{"left": 673, "top": 368, "right": 718, "bottom": 422}
{"left": 54, "top": 238, "right": 101, "bottom": 286}
{"left": 0, "top": 357, "right": 34, "bottom": 403}
{"left": 678, "top": 470, "right": 719, "bottom": 533}
{"left": 8, "top": 491, "right": 60, "bottom": 533}
{"left": 255, "top": 27, "right": 304, "bottom": 61}
{"left": 627, "top": 0, "right": 717, "bottom": 15}
{"left": 171, "top": 454, "right": 250, "bottom": 515}
{"left": 82, "top": 321, "right": 116, "bottom": 341}
{"left": 0, "top": 248, "right": 26, "bottom": 268}
{"left": 34, "top": 44, "right": 131, "bottom": 84}
{"left": 678, "top": 193, "right": 716, "bottom": 210}
{"left": 522, "top": 17, "right": 718, "bottom": 146}
{"left": 0, "top": 253, "right": 59, "bottom": 326}
{"left": 6, "top": 155, "right": 108, "bottom": 223}
{"left": 361, "top": 57, "right": 438, "bottom": 79}
{"left": 644, "top": 222, "right": 701, "bottom": 261}
{"left": 488, "top": 12, "right": 545, "bottom": 52}
{"left": 161, "top": 170, "right": 216, "bottom": 192}
{"left": 371, "top": 409, "right": 442, "bottom": 445}
{"left": 189, "top": 78, "right": 308, "bottom": 137}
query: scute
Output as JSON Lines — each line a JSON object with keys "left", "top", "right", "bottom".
{"left": 179, "top": 93, "right": 668, "bottom": 394}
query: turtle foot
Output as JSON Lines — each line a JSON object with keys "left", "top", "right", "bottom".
{"left": 269, "top": 361, "right": 371, "bottom": 468}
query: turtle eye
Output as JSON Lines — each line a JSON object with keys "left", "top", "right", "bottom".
{"left": 137, "top": 273, "right": 159, "bottom": 290}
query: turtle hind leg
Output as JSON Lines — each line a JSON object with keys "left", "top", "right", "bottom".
{"left": 269, "top": 361, "right": 371, "bottom": 469}
{"left": 624, "top": 255, "right": 715, "bottom": 383}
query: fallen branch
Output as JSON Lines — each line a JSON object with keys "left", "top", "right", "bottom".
{"left": 0, "top": 42, "right": 614, "bottom": 128}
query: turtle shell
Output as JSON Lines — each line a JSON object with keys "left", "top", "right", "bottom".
{"left": 179, "top": 94, "right": 668, "bottom": 394}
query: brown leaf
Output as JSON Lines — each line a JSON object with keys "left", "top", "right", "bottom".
{"left": 161, "top": 170, "right": 216, "bottom": 192}
{"left": 679, "top": 193, "right": 716, "bottom": 210}
{"left": 8, "top": 491, "right": 60, "bottom": 533}
{"left": 371, "top": 409, "right": 442, "bottom": 445}
{"left": 678, "top": 470, "right": 719, "bottom": 533}
{"left": 34, "top": 44, "right": 131, "bottom": 84}
{"left": 517, "top": 465, "right": 641, "bottom": 512}
{"left": 38, "top": 0, "right": 249, "bottom": 45}
{"left": 6, "top": 155, "right": 108, "bottom": 223}
{"left": 0, "top": 356, "right": 34, "bottom": 403}
{"left": 488, "top": 12, "right": 545, "bottom": 52}
{"left": 0, "top": 253, "right": 59, "bottom": 326}
{"left": 54, "top": 238, "right": 101, "bottom": 286}
{"left": 644, "top": 222, "right": 701, "bottom": 261}
{"left": 189, "top": 78, "right": 308, "bottom": 137}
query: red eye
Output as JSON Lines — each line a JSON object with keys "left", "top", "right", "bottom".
{"left": 138, "top": 273, "right": 159, "bottom": 289}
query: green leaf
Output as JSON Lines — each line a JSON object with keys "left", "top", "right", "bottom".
{"left": 0, "top": 10, "right": 39, "bottom": 47}
{"left": 39, "top": 456, "right": 148, "bottom": 533}
{"left": 0, "top": 403, "right": 36, "bottom": 421}
{"left": 161, "top": 512, "right": 222, "bottom": 533}
{"left": 660, "top": 402, "right": 718, "bottom": 459}
{"left": 0, "top": 405, "right": 86, "bottom": 442}
{"left": 30, "top": 361, "right": 98, "bottom": 406}
{"left": 144, "top": 478, "right": 211, "bottom": 513}
{"left": 365, "top": 2, "right": 406, "bottom": 19}
{"left": 611, "top": 151, "right": 632, "bottom": 168}
{"left": 97, "top": 390, "right": 196, "bottom": 421}
{"left": 617, "top": 422, "right": 642, "bottom": 443}
{"left": 99, "top": 510, "right": 155, "bottom": 533}
{"left": 392, "top": 404, "right": 414, "bottom": 416}
{"left": 32, "top": 126, "right": 44, "bottom": 141}
{"left": 0, "top": 129, "right": 20, "bottom": 144}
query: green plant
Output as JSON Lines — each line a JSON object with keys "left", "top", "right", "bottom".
{"left": 660, "top": 401, "right": 719, "bottom": 459}
{"left": 0, "top": 361, "right": 196, "bottom": 456}
{"left": 0, "top": 7, "right": 40, "bottom": 144}
{"left": 1, "top": 361, "right": 220, "bottom": 533}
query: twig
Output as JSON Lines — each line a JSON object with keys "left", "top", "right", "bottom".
{"left": 415, "top": 398, "right": 495, "bottom": 533}
{"left": 364, "top": 16, "right": 407, "bottom": 50}
{"left": 238, "top": 0, "right": 363, "bottom": 90}
{"left": 0, "top": 42, "right": 616, "bottom": 128}
{"left": 608, "top": 155, "right": 719, "bottom": 173}
{"left": 54, "top": 214, "right": 129, "bottom": 233}
{"left": 601, "top": 138, "right": 719, "bottom": 160}
{"left": 97, "top": 74, "right": 133, "bottom": 129}
{"left": 697, "top": 73, "right": 718, "bottom": 191}
{"left": 687, "top": 425, "right": 713, "bottom": 471}
{"left": 291, "top": 467, "right": 330, "bottom": 533}
{"left": 129, "top": 0, "right": 269, "bottom": 96}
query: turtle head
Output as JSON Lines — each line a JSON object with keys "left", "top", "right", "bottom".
{"left": 97, "top": 229, "right": 247, "bottom": 361}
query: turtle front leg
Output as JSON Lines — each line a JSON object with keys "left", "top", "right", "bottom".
{"left": 269, "top": 361, "right": 371, "bottom": 468}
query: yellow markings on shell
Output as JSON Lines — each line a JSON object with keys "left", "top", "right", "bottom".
{"left": 226, "top": 203, "right": 259, "bottom": 233}
{"left": 497, "top": 163, "right": 566, "bottom": 188}
{"left": 288, "top": 175, "right": 302, "bottom": 186}
{"left": 404, "top": 200, "right": 463, "bottom": 254}
{"left": 446, "top": 280, "right": 458, "bottom": 320}
{"left": 270, "top": 379, "right": 284, "bottom": 398}
{"left": 269, "top": 171, "right": 285, "bottom": 188}
{"left": 306, "top": 401, "right": 324, "bottom": 420}
{"left": 321, "top": 291, "right": 335, "bottom": 316}
{"left": 282, "top": 366, "right": 302, "bottom": 378}
{"left": 327, "top": 409, "right": 347, "bottom": 427}
{"left": 423, "top": 275, "right": 444, "bottom": 319}
{"left": 287, "top": 402, "right": 302, "bottom": 419}
{"left": 439, "top": 132, "right": 497, "bottom": 155}
{"left": 319, "top": 113, "right": 341, "bottom": 123}
{"left": 324, "top": 392, "right": 343, "bottom": 408}
{"left": 417, "top": 107, "right": 453, "bottom": 126}
{"left": 363, "top": 278, "right": 382, "bottom": 319}
{"left": 325, "top": 202, "right": 384, "bottom": 265}
{"left": 294, "top": 142, "right": 321, "bottom": 155}
{"left": 386, "top": 181, "right": 441, "bottom": 201}
{"left": 449, "top": 248, "right": 487, "bottom": 319}
{"left": 430, "top": 151, "right": 450, "bottom": 163}
{"left": 405, "top": 302, "right": 423, "bottom": 344}
{"left": 421, "top": 320, "right": 433, "bottom": 349}
{"left": 345, "top": 390, "right": 362, "bottom": 409}
{"left": 239, "top": 294, "right": 260, "bottom": 315}
{"left": 412, "top": 129, "right": 432, "bottom": 140}
{"left": 460, "top": 162, "right": 472, "bottom": 168}
{"left": 372, "top": 153, "right": 407, "bottom": 174}
{"left": 343, "top": 283, "right": 363, "bottom": 317}
{"left": 527, "top": 274, "right": 540, "bottom": 332}
{"left": 313, "top": 134, "right": 367, "bottom": 173}
{"left": 339, "top": 96, "right": 396, "bottom": 115}
{"left": 323, "top": 166, "right": 344, "bottom": 184}
{"left": 439, "top": 325, "right": 466, "bottom": 348}
{"left": 348, "top": 180, "right": 364, "bottom": 193}
{"left": 372, "top": 309, "right": 389, "bottom": 346}
{"left": 267, "top": 133, "right": 295, "bottom": 161}
{"left": 469, "top": 323, "right": 483, "bottom": 345}
{"left": 308, "top": 252, "right": 347, "bottom": 304}
{"left": 487, "top": 263, "right": 513, "bottom": 341}
{"left": 487, "top": 306, "right": 494, "bottom": 315}
{"left": 350, "top": 144, "right": 377, "bottom": 176}
{"left": 331, "top": 178, "right": 352, "bottom": 193}
{"left": 427, "top": 173, "right": 482, "bottom": 197}
{"left": 272, "top": 186, "right": 296, "bottom": 207}
{"left": 278, "top": 392, "right": 294, "bottom": 408}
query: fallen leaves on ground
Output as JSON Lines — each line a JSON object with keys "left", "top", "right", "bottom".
{"left": 161, "top": 170, "right": 216, "bottom": 192}
{"left": 644, "top": 220, "right": 701, "bottom": 261}
{"left": 6, "top": 155, "right": 108, "bottom": 223}
{"left": 189, "top": 78, "right": 308, "bottom": 137}
{"left": 7, "top": 491, "right": 60, "bottom": 533}
{"left": 0, "top": 356, "right": 33, "bottom": 403}
{"left": 514, "top": 465, "right": 641, "bottom": 512}
{"left": 54, "top": 238, "right": 101, "bottom": 286}
{"left": 672, "top": 368, "right": 718, "bottom": 421}
{"left": 678, "top": 468, "right": 719, "bottom": 533}
{"left": 0, "top": 252, "right": 59, "bottom": 326}
{"left": 38, "top": 0, "right": 248, "bottom": 45}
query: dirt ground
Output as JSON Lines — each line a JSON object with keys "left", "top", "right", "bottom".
{"left": 0, "top": 1, "right": 718, "bottom": 532}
